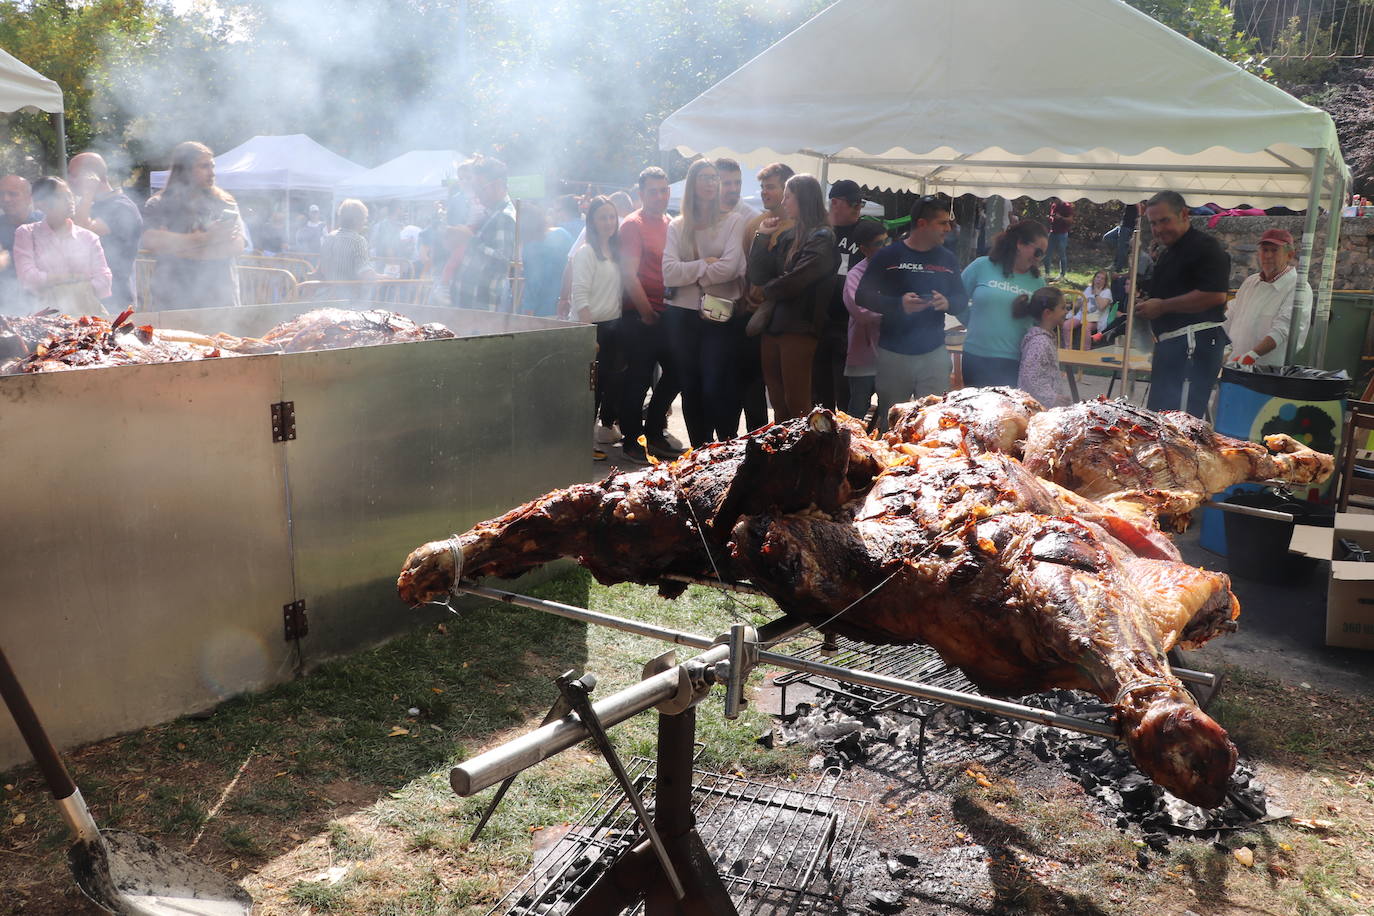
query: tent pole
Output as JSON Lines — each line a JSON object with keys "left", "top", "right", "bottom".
{"left": 1309, "top": 169, "right": 1344, "bottom": 368}
{"left": 52, "top": 112, "right": 67, "bottom": 178}
{"left": 1121, "top": 202, "right": 1143, "bottom": 400}
{"left": 818, "top": 155, "right": 829, "bottom": 187}
{"left": 1287, "top": 148, "right": 1326, "bottom": 365}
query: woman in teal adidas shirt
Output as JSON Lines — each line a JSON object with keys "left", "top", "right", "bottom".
{"left": 960, "top": 220, "right": 1049, "bottom": 387}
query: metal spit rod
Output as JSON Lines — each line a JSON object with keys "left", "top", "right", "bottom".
{"left": 1200, "top": 500, "right": 1295, "bottom": 523}
{"left": 450, "top": 584, "right": 1124, "bottom": 795}
{"left": 659, "top": 576, "right": 1217, "bottom": 691}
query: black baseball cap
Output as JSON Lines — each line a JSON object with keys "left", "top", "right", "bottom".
{"left": 828, "top": 179, "right": 862, "bottom": 203}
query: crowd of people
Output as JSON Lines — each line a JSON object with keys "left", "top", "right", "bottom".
{"left": 0, "top": 142, "right": 1306, "bottom": 453}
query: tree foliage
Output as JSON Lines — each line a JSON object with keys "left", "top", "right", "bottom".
{"left": 1125, "top": 0, "right": 1267, "bottom": 73}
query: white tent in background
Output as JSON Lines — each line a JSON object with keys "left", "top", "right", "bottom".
{"left": 0, "top": 47, "right": 66, "bottom": 171}
{"left": 334, "top": 149, "right": 461, "bottom": 202}
{"left": 660, "top": 0, "right": 1351, "bottom": 364}
{"left": 149, "top": 134, "right": 365, "bottom": 192}
{"left": 0, "top": 47, "right": 62, "bottom": 114}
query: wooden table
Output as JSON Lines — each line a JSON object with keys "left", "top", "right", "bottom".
{"left": 947, "top": 339, "right": 1152, "bottom": 402}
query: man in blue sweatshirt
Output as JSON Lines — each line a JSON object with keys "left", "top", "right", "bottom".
{"left": 856, "top": 196, "right": 967, "bottom": 430}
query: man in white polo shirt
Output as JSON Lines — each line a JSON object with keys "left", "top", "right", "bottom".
{"left": 1224, "top": 228, "right": 1300, "bottom": 368}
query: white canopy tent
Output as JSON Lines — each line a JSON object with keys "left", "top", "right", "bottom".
{"left": 150, "top": 134, "right": 365, "bottom": 192}
{"left": 0, "top": 47, "right": 65, "bottom": 174}
{"left": 334, "top": 149, "right": 461, "bottom": 203}
{"left": 660, "top": 0, "right": 1350, "bottom": 365}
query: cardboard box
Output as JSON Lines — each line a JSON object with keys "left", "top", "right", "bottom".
{"left": 1291, "top": 513, "right": 1374, "bottom": 650}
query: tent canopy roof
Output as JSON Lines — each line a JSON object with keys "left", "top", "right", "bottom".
{"left": 660, "top": 0, "right": 1348, "bottom": 207}
{"left": 0, "top": 47, "right": 62, "bottom": 114}
{"left": 150, "top": 134, "right": 365, "bottom": 193}
{"left": 334, "top": 149, "right": 461, "bottom": 201}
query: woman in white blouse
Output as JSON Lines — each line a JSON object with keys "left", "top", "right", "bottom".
{"left": 570, "top": 196, "right": 625, "bottom": 456}
{"left": 661, "top": 159, "right": 748, "bottom": 446}
{"left": 1063, "top": 269, "right": 1112, "bottom": 347}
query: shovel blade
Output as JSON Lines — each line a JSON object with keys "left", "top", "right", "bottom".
{"left": 70, "top": 830, "right": 252, "bottom": 916}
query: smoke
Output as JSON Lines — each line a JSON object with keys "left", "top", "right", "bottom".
{"left": 93, "top": 0, "right": 831, "bottom": 181}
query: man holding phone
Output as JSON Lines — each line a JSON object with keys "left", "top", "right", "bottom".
{"left": 857, "top": 196, "right": 967, "bottom": 429}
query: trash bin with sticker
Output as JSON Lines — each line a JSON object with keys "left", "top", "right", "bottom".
{"left": 1199, "top": 365, "right": 1348, "bottom": 556}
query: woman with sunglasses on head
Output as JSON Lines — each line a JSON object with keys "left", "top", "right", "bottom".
{"left": 661, "top": 159, "right": 748, "bottom": 446}
{"left": 959, "top": 219, "right": 1049, "bottom": 387}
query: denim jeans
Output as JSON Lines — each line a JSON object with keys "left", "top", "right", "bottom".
{"left": 1147, "top": 325, "right": 1228, "bottom": 419}
{"left": 666, "top": 306, "right": 742, "bottom": 445}
{"left": 619, "top": 310, "right": 678, "bottom": 447}
{"left": 1046, "top": 231, "right": 1070, "bottom": 276}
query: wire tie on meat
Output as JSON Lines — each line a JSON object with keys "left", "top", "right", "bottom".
{"left": 1113, "top": 677, "right": 1185, "bottom": 707}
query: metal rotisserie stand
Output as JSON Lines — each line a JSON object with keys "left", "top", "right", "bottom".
{"left": 0, "top": 303, "right": 592, "bottom": 769}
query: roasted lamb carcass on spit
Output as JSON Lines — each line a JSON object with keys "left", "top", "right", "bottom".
{"left": 1020, "top": 397, "right": 1334, "bottom": 520}
{"left": 396, "top": 395, "right": 1331, "bottom": 807}
{"left": 884, "top": 386, "right": 1044, "bottom": 454}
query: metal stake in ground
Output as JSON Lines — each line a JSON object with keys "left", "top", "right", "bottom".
{"left": 556, "top": 670, "right": 688, "bottom": 900}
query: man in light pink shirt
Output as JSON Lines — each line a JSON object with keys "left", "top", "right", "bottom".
{"left": 13, "top": 177, "right": 112, "bottom": 311}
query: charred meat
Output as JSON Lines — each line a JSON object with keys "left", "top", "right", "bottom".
{"left": 394, "top": 398, "right": 1323, "bottom": 807}
{"left": 1021, "top": 397, "right": 1333, "bottom": 515}
{"left": 885, "top": 387, "right": 1044, "bottom": 455}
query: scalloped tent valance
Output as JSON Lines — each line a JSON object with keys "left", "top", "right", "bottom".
{"left": 659, "top": 0, "right": 1347, "bottom": 209}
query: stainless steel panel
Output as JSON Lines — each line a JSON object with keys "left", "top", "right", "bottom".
{"left": 132, "top": 302, "right": 576, "bottom": 340}
{"left": 0, "top": 357, "right": 296, "bottom": 769}
{"left": 279, "top": 324, "right": 594, "bottom": 657}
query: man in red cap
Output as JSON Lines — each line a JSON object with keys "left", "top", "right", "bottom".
{"left": 1223, "top": 227, "right": 1299, "bottom": 369}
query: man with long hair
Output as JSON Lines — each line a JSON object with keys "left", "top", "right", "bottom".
{"left": 140, "top": 141, "right": 246, "bottom": 310}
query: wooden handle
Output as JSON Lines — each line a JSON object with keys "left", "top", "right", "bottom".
{"left": 0, "top": 645, "right": 76, "bottom": 800}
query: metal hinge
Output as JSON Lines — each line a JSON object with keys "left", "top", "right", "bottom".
{"left": 283, "top": 600, "right": 308, "bottom": 641}
{"left": 271, "top": 401, "right": 296, "bottom": 442}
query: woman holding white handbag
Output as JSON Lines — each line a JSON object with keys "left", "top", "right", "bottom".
{"left": 661, "top": 159, "right": 748, "bottom": 446}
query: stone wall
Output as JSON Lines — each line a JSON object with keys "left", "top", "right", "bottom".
{"left": 1160, "top": 215, "right": 1374, "bottom": 291}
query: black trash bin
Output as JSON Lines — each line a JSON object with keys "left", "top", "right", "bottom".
{"left": 1222, "top": 489, "right": 1334, "bottom": 585}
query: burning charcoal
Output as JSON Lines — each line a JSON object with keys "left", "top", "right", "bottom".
{"left": 1136, "top": 848, "right": 1151, "bottom": 869}
{"left": 865, "top": 888, "right": 905, "bottom": 913}
{"left": 894, "top": 849, "right": 922, "bottom": 866}
{"left": 730, "top": 859, "right": 747, "bottom": 876}
{"left": 885, "top": 858, "right": 910, "bottom": 878}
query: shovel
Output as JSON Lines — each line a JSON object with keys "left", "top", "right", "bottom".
{"left": 0, "top": 645, "right": 253, "bottom": 915}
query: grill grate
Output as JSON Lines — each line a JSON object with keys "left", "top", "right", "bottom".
{"left": 774, "top": 636, "right": 977, "bottom": 715}
{"left": 490, "top": 757, "right": 872, "bottom": 916}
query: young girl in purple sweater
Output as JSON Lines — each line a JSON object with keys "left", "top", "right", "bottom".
{"left": 1013, "top": 287, "right": 1070, "bottom": 409}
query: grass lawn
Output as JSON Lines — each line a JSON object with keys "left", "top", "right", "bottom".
{"left": 1, "top": 569, "right": 1371, "bottom": 914}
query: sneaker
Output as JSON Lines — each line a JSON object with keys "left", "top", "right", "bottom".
{"left": 593, "top": 445, "right": 607, "bottom": 461}
{"left": 619, "top": 443, "right": 651, "bottom": 466}
{"left": 595, "top": 423, "right": 620, "bottom": 444}
{"left": 646, "top": 435, "right": 684, "bottom": 461}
